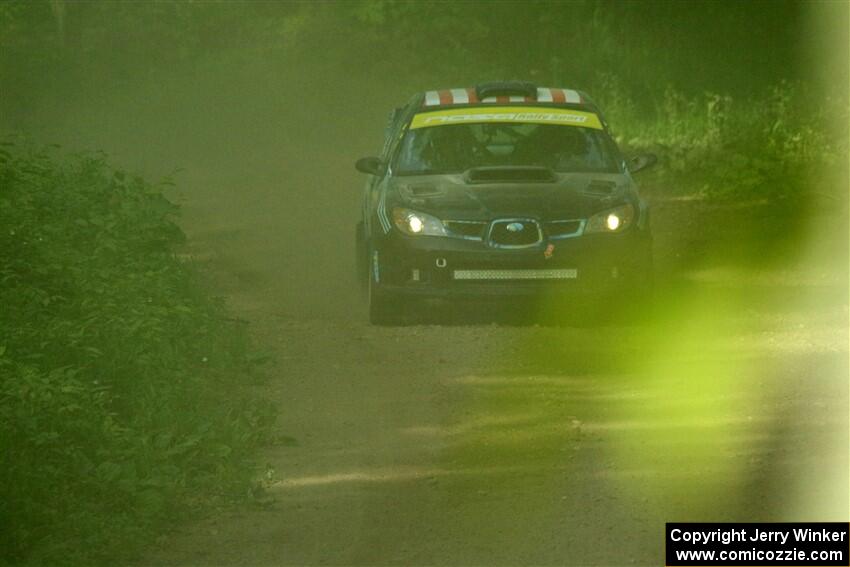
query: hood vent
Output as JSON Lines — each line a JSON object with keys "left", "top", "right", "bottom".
{"left": 400, "top": 184, "right": 444, "bottom": 198}
{"left": 584, "top": 180, "right": 618, "bottom": 195}
{"left": 465, "top": 166, "right": 556, "bottom": 184}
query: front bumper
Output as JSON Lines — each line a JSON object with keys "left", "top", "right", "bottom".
{"left": 373, "top": 229, "right": 652, "bottom": 299}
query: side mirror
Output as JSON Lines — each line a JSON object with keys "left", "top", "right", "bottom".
{"left": 628, "top": 153, "right": 658, "bottom": 173}
{"left": 355, "top": 156, "right": 385, "bottom": 175}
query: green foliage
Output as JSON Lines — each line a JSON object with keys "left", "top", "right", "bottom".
{"left": 0, "top": 144, "right": 275, "bottom": 565}
{"left": 599, "top": 80, "right": 849, "bottom": 201}
{"left": 0, "top": 2, "right": 845, "bottom": 206}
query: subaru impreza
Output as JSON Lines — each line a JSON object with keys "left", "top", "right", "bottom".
{"left": 354, "top": 81, "right": 656, "bottom": 324}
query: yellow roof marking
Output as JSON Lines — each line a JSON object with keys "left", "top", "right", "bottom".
{"left": 410, "top": 106, "right": 603, "bottom": 130}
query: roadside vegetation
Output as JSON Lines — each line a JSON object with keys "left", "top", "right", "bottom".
{"left": 600, "top": 81, "right": 849, "bottom": 201}
{"left": 0, "top": 143, "right": 275, "bottom": 565}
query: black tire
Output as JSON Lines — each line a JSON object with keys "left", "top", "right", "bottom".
{"left": 355, "top": 222, "right": 368, "bottom": 296}
{"left": 368, "top": 276, "right": 405, "bottom": 325}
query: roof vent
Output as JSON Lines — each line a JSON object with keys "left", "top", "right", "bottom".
{"left": 475, "top": 81, "right": 538, "bottom": 100}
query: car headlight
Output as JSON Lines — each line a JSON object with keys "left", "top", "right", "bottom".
{"left": 584, "top": 203, "right": 635, "bottom": 234}
{"left": 392, "top": 207, "right": 447, "bottom": 236}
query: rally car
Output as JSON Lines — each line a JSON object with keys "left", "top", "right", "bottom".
{"left": 354, "top": 81, "right": 656, "bottom": 325}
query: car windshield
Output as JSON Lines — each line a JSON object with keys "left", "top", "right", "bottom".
{"left": 393, "top": 121, "right": 621, "bottom": 176}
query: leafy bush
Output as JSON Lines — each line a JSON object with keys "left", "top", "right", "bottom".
{"left": 597, "top": 79, "right": 848, "bottom": 202}
{"left": 0, "top": 143, "right": 275, "bottom": 565}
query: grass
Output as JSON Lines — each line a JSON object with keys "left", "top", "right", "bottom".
{"left": 595, "top": 79, "right": 849, "bottom": 202}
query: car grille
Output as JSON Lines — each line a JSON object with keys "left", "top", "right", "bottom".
{"left": 444, "top": 218, "right": 584, "bottom": 242}
{"left": 443, "top": 220, "right": 487, "bottom": 240}
{"left": 488, "top": 219, "right": 542, "bottom": 248}
{"left": 545, "top": 220, "right": 583, "bottom": 239}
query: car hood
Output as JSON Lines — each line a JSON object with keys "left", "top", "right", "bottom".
{"left": 388, "top": 171, "right": 635, "bottom": 221}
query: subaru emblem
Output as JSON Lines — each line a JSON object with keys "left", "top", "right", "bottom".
{"left": 506, "top": 222, "right": 524, "bottom": 233}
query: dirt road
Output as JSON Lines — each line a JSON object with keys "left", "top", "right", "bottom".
{"left": 139, "top": 194, "right": 848, "bottom": 566}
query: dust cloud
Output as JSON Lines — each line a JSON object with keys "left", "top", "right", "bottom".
{"left": 8, "top": 28, "right": 400, "bottom": 320}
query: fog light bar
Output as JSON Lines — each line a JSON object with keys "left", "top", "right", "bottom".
{"left": 453, "top": 269, "right": 578, "bottom": 280}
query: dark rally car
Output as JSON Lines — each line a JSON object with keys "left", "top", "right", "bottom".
{"left": 354, "top": 82, "right": 656, "bottom": 325}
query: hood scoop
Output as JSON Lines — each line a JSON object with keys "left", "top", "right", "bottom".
{"left": 399, "top": 184, "right": 445, "bottom": 199}
{"left": 464, "top": 166, "right": 556, "bottom": 184}
{"left": 584, "top": 180, "right": 618, "bottom": 196}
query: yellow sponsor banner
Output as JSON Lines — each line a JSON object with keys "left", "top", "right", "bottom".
{"left": 409, "top": 106, "right": 603, "bottom": 130}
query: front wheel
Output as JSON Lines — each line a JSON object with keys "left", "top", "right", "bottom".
{"left": 355, "top": 222, "right": 368, "bottom": 296}
{"left": 368, "top": 264, "right": 405, "bottom": 326}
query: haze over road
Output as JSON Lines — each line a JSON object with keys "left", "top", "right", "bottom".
{"left": 140, "top": 185, "right": 848, "bottom": 565}
{"left": 6, "top": 14, "right": 844, "bottom": 562}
